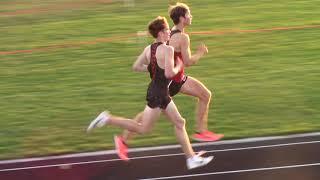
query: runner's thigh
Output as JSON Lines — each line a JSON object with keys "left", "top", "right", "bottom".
{"left": 140, "top": 106, "right": 161, "bottom": 131}
{"left": 163, "top": 101, "right": 185, "bottom": 127}
{"left": 180, "top": 76, "right": 210, "bottom": 97}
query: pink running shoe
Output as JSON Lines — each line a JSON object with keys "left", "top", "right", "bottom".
{"left": 114, "top": 135, "right": 129, "bottom": 161}
{"left": 192, "top": 130, "right": 224, "bottom": 142}
{"left": 204, "top": 130, "right": 224, "bottom": 140}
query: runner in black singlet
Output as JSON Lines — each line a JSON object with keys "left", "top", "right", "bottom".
{"left": 146, "top": 42, "right": 172, "bottom": 109}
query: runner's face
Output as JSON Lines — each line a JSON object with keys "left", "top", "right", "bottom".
{"left": 162, "top": 23, "right": 171, "bottom": 41}
{"left": 184, "top": 10, "right": 192, "bottom": 25}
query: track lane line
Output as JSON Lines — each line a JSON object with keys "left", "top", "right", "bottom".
{"left": 1, "top": 139, "right": 320, "bottom": 172}
{"left": 139, "top": 162, "right": 320, "bottom": 180}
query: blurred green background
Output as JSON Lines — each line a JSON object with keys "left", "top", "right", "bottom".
{"left": 0, "top": 0, "right": 319, "bottom": 160}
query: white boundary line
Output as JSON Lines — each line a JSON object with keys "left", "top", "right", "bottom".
{"left": 1, "top": 132, "right": 319, "bottom": 165}
{"left": 139, "top": 162, "right": 320, "bottom": 180}
{"left": 1, "top": 139, "right": 320, "bottom": 172}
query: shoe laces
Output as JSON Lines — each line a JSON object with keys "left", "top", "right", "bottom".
{"left": 191, "top": 156, "right": 205, "bottom": 163}
{"left": 191, "top": 151, "right": 207, "bottom": 162}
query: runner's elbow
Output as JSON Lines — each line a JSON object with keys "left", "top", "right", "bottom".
{"left": 184, "top": 60, "right": 193, "bottom": 67}
{"left": 132, "top": 64, "right": 141, "bottom": 72}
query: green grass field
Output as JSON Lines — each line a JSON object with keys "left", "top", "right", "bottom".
{"left": 0, "top": 0, "right": 319, "bottom": 160}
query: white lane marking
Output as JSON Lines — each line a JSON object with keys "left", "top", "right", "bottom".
{"left": 139, "top": 162, "right": 320, "bottom": 180}
{"left": 0, "top": 140, "right": 320, "bottom": 172}
{"left": 1, "top": 132, "right": 320, "bottom": 165}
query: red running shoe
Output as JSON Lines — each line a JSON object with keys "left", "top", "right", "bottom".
{"left": 192, "top": 130, "right": 224, "bottom": 142}
{"left": 114, "top": 135, "right": 129, "bottom": 161}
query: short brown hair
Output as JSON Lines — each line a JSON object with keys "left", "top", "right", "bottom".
{"left": 169, "top": 3, "right": 190, "bottom": 25}
{"left": 148, "top": 16, "right": 168, "bottom": 38}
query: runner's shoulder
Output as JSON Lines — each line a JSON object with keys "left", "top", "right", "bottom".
{"left": 179, "top": 33, "right": 190, "bottom": 43}
{"left": 144, "top": 45, "right": 151, "bottom": 54}
{"left": 173, "top": 31, "right": 189, "bottom": 38}
{"left": 163, "top": 44, "right": 174, "bottom": 53}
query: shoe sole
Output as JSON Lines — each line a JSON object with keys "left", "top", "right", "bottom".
{"left": 87, "top": 117, "right": 103, "bottom": 133}
{"left": 114, "top": 136, "right": 129, "bottom": 161}
{"left": 87, "top": 112, "right": 109, "bottom": 133}
{"left": 87, "top": 114, "right": 103, "bottom": 132}
{"left": 192, "top": 134, "right": 224, "bottom": 142}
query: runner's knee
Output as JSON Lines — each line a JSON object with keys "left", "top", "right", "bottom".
{"left": 175, "top": 117, "right": 186, "bottom": 130}
{"left": 199, "top": 89, "right": 211, "bottom": 103}
{"left": 137, "top": 125, "right": 152, "bottom": 135}
{"left": 134, "top": 112, "right": 144, "bottom": 123}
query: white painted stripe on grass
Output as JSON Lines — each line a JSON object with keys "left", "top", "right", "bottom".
{"left": 0, "top": 132, "right": 320, "bottom": 165}
{"left": 139, "top": 162, "right": 320, "bottom": 180}
{"left": 1, "top": 140, "right": 320, "bottom": 172}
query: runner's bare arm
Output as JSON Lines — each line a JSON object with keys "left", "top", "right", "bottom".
{"left": 132, "top": 46, "right": 150, "bottom": 72}
{"left": 165, "top": 46, "right": 183, "bottom": 78}
{"left": 180, "top": 34, "right": 208, "bottom": 67}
